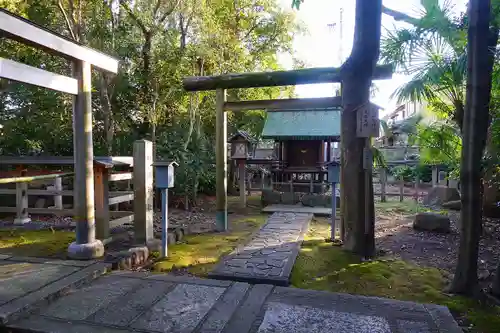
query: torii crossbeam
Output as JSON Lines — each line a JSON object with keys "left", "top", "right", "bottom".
{"left": 182, "top": 65, "right": 392, "bottom": 231}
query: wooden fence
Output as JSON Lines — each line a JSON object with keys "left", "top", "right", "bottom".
{"left": 0, "top": 141, "right": 153, "bottom": 241}
{"left": 241, "top": 165, "right": 458, "bottom": 203}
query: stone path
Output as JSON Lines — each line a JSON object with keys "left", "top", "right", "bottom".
{"left": 262, "top": 204, "right": 332, "bottom": 216}
{"left": 8, "top": 271, "right": 462, "bottom": 333}
{"left": 0, "top": 255, "right": 109, "bottom": 325}
{"left": 209, "top": 212, "right": 312, "bottom": 286}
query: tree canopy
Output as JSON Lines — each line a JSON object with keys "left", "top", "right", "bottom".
{"left": 0, "top": 0, "right": 301, "bottom": 202}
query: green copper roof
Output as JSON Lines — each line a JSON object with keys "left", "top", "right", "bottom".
{"left": 261, "top": 108, "right": 341, "bottom": 140}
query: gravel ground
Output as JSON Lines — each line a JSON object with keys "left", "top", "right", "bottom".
{"left": 0, "top": 208, "right": 218, "bottom": 234}
{"left": 376, "top": 209, "right": 500, "bottom": 289}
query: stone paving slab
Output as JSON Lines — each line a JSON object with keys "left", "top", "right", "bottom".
{"left": 209, "top": 212, "right": 312, "bottom": 286}
{"left": 262, "top": 204, "right": 332, "bottom": 216}
{"left": 0, "top": 257, "right": 110, "bottom": 325}
{"left": 8, "top": 272, "right": 462, "bottom": 333}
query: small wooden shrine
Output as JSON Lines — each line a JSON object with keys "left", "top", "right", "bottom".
{"left": 261, "top": 107, "right": 341, "bottom": 193}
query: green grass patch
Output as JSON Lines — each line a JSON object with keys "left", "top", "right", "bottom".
{"left": 291, "top": 218, "right": 500, "bottom": 333}
{"left": 151, "top": 215, "right": 267, "bottom": 276}
{"left": 375, "top": 200, "right": 449, "bottom": 216}
{"left": 0, "top": 229, "right": 74, "bottom": 258}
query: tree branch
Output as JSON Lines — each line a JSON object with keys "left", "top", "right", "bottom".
{"left": 382, "top": 5, "right": 419, "bottom": 25}
{"left": 120, "top": 0, "right": 148, "bottom": 34}
{"left": 153, "top": 0, "right": 162, "bottom": 17}
{"left": 57, "top": 0, "right": 77, "bottom": 41}
{"left": 155, "top": 0, "right": 181, "bottom": 27}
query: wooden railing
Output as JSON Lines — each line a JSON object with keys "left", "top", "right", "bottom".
{"left": 245, "top": 165, "right": 457, "bottom": 203}
{"left": 0, "top": 142, "right": 153, "bottom": 242}
{"left": 0, "top": 171, "right": 75, "bottom": 224}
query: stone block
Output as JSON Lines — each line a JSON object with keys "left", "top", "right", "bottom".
{"left": 301, "top": 194, "right": 330, "bottom": 207}
{"left": 257, "top": 302, "right": 391, "bottom": 333}
{"left": 413, "top": 212, "right": 451, "bottom": 233}
{"left": 281, "top": 192, "right": 301, "bottom": 205}
{"left": 0, "top": 262, "right": 78, "bottom": 305}
{"left": 40, "top": 275, "right": 141, "bottom": 321}
{"left": 131, "top": 284, "right": 225, "bottom": 333}
{"left": 262, "top": 189, "right": 281, "bottom": 205}
{"left": 175, "top": 227, "right": 185, "bottom": 242}
{"left": 198, "top": 282, "right": 249, "bottom": 332}
{"left": 422, "top": 186, "right": 460, "bottom": 207}
{"left": 442, "top": 200, "right": 461, "bottom": 210}
{"left": 89, "top": 280, "right": 173, "bottom": 326}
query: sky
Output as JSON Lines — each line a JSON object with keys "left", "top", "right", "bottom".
{"left": 277, "top": 0, "right": 468, "bottom": 116}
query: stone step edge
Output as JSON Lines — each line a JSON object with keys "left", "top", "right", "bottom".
{"left": 208, "top": 270, "right": 290, "bottom": 287}
{"left": 0, "top": 262, "right": 111, "bottom": 326}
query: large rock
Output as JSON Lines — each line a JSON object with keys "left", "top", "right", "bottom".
{"left": 261, "top": 190, "right": 281, "bottom": 205}
{"left": 422, "top": 186, "right": 460, "bottom": 207}
{"left": 413, "top": 212, "right": 451, "bottom": 233}
{"left": 442, "top": 200, "right": 461, "bottom": 210}
{"left": 483, "top": 204, "right": 500, "bottom": 218}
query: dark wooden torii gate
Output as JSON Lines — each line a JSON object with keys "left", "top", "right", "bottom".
{"left": 183, "top": 65, "right": 392, "bottom": 231}
{"left": 0, "top": 9, "right": 119, "bottom": 259}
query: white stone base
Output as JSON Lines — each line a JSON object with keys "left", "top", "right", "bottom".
{"left": 67, "top": 240, "right": 104, "bottom": 260}
{"left": 14, "top": 217, "right": 31, "bottom": 225}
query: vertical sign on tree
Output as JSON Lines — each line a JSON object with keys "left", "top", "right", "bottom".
{"left": 356, "top": 104, "right": 380, "bottom": 138}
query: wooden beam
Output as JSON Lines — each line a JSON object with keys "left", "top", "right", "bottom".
{"left": 109, "top": 172, "right": 133, "bottom": 182}
{"left": 183, "top": 65, "right": 393, "bottom": 91}
{"left": 109, "top": 193, "right": 134, "bottom": 205}
{"left": 224, "top": 97, "right": 342, "bottom": 111}
{"left": 71, "top": 59, "right": 101, "bottom": 257}
{"left": 133, "top": 140, "right": 154, "bottom": 244}
{"left": 0, "top": 9, "right": 118, "bottom": 73}
{"left": 0, "top": 189, "right": 74, "bottom": 196}
{"left": 0, "top": 172, "right": 74, "bottom": 184}
{"left": 215, "top": 89, "right": 228, "bottom": 231}
{"left": 0, "top": 207, "right": 74, "bottom": 215}
{"left": 94, "top": 166, "right": 110, "bottom": 240}
{"left": 0, "top": 58, "right": 78, "bottom": 95}
{"left": 110, "top": 214, "right": 134, "bottom": 229}
{"left": 0, "top": 156, "right": 133, "bottom": 167}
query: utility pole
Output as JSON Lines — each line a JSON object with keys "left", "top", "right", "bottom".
{"left": 327, "top": 7, "right": 344, "bottom": 96}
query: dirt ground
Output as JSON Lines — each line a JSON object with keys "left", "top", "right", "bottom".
{"left": 2, "top": 191, "right": 498, "bottom": 291}
{"left": 375, "top": 199, "right": 500, "bottom": 289}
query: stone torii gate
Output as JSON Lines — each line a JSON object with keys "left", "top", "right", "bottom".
{"left": 0, "top": 9, "right": 119, "bottom": 259}
{"left": 182, "top": 66, "right": 392, "bottom": 231}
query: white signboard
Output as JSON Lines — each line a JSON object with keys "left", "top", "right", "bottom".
{"left": 363, "top": 148, "right": 373, "bottom": 170}
{"left": 357, "top": 104, "right": 380, "bottom": 138}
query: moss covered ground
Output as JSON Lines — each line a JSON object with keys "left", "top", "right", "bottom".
{"left": 151, "top": 215, "right": 267, "bottom": 276}
{"left": 0, "top": 229, "right": 74, "bottom": 258}
{"left": 291, "top": 217, "right": 500, "bottom": 333}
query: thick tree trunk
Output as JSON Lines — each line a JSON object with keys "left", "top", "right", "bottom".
{"left": 340, "top": 0, "right": 382, "bottom": 257}
{"left": 450, "top": 0, "right": 498, "bottom": 295}
{"left": 493, "top": 261, "right": 500, "bottom": 296}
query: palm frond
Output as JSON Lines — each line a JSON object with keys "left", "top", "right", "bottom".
{"left": 394, "top": 113, "right": 424, "bottom": 134}
{"left": 381, "top": 27, "right": 424, "bottom": 72}
{"left": 380, "top": 119, "right": 392, "bottom": 138}
{"left": 371, "top": 147, "right": 387, "bottom": 168}
{"left": 391, "top": 77, "right": 436, "bottom": 104}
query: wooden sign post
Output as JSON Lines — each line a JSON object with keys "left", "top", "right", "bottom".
{"left": 356, "top": 104, "right": 380, "bottom": 138}
{"left": 357, "top": 104, "right": 378, "bottom": 238}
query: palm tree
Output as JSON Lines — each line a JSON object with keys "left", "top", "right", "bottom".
{"left": 381, "top": 0, "right": 468, "bottom": 131}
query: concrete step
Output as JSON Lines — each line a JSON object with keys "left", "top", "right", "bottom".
{"left": 0, "top": 256, "right": 110, "bottom": 325}
{"left": 6, "top": 271, "right": 462, "bottom": 333}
